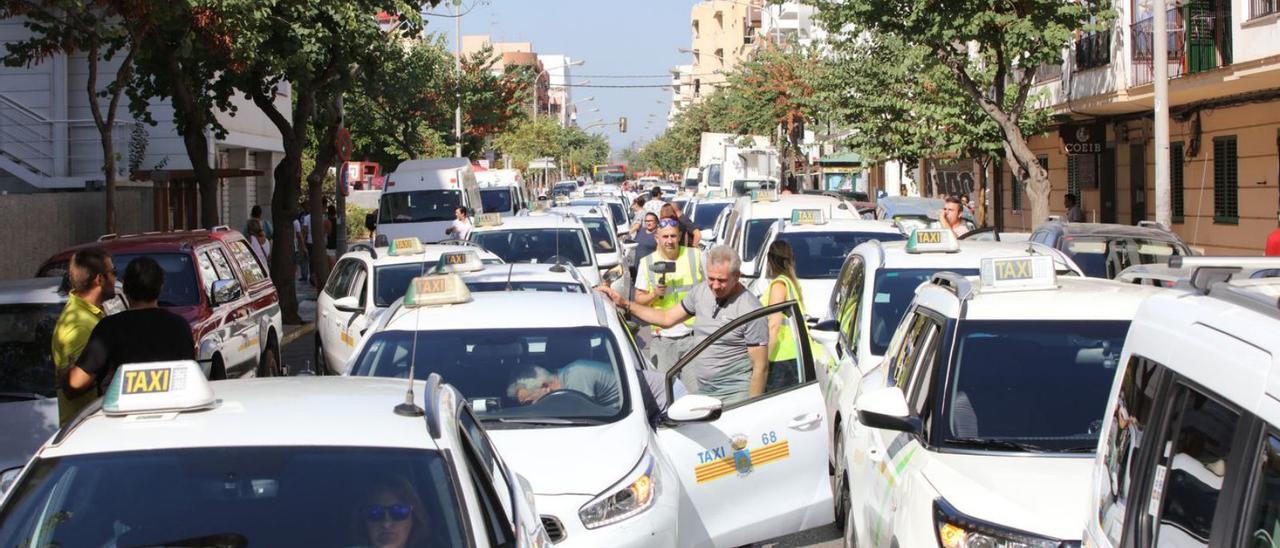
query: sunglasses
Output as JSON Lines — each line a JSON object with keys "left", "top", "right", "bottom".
{"left": 364, "top": 503, "right": 413, "bottom": 522}
{"left": 658, "top": 219, "right": 679, "bottom": 228}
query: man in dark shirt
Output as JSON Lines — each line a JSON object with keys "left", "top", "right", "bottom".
{"left": 63, "top": 256, "right": 195, "bottom": 397}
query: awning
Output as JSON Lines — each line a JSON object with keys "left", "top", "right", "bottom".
{"left": 818, "top": 152, "right": 864, "bottom": 167}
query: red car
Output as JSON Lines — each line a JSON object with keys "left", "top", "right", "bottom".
{"left": 38, "top": 226, "right": 284, "bottom": 380}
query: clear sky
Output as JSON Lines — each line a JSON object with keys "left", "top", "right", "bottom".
{"left": 429, "top": 0, "right": 693, "bottom": 153}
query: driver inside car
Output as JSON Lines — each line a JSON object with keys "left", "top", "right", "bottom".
{"left": 506, "top": 362, "right": 621, "bottom": 408}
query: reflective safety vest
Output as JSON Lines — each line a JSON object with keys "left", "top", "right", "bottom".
{"left": 761, "top": 275, "right": 805, "bottom": 362}
{"left": 642, "top": 247, "right": 702, "bottom": 332}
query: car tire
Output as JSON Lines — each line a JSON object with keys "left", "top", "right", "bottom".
{"left": 258, "top": 337, "right": 280, "bottom": 377}
{"left": 313, "top": 334, "right": 327, "bottom": 376}
{"left": 210, "top": 356, "right": 227, "bottom": 381}
{"left": 833, "top": 429, "right": 851, "bottom": 532}
{"left": 843, "top": 507, "right": 857, "bottom": 548}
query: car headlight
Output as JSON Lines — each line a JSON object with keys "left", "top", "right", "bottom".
{"left": 934, "top": 498, "right": 1078, "bottom": 548}
{"left": 578, "top": 452, "right": 660, "bottom": 529}
{"left": 1, "top": 467, "right": 21, "bottom": 495}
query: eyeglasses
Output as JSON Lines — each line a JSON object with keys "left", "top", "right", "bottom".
{"left": 364, "top": 504, "right": 412, "bottom": 522}
{"left": 658, "top": 219, "right": 679, "bottom": 228}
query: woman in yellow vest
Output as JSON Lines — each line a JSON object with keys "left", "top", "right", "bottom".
{"left": 760, "top": 240, "right": 805, "bottom": 392}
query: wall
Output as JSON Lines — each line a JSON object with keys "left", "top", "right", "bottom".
{"left": 0, "top": 187, "right": 154, "bottom": 279}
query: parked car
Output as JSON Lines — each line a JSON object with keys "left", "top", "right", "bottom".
{"left": 37, "top": 227, "right": 284, "bottom": 380}
{"left": 1028, "top": 219, "right": 1194, "bottom": 279}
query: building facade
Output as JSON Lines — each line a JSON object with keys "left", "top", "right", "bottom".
{"left": 538, "top": 54, "right": 577, "bottom": 127}
{"left": 686, "top": 0, "right": 765, "bottom": 103}
{"left": 991, "top": 0, "right": 1279, "bottom": 254}
{"left": 461, "top": 35, "right": 551, "bottom": 120}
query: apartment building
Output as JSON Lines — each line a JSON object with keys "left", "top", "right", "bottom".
{"left": 685, "top": 0, "right": 765, "bottom": 102}
{"left": 461, "top": 35, "right": 550, "bottom": 119}
{"left": 993, "top": 0, "right": 1279, "bottom": 254}
{"left": 538, "top": 54, "right": 578, "bottom": 127}
{"left": 668, "top": 64, "right": 695, "bottom": 126}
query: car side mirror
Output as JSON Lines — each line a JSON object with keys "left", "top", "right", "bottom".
{"left": 702, "top": 228, "right": 715, "bottom": 241}
{"left": 856, "top": 387, "right": 920, "bottom": 434}
{"left": 740, "top": 260, "right": 758, "bottom": 278}
{"left": 810, "top": 322, "right": 838, "bottom": 348}
{"left": 210, "top": 279, "right": 242, "bottom": 307}
{"left": 333, "top": 295, "right": 362, "bottom": 314}
{"left": 663, "top": 394, "right": 723, "bottom": 423}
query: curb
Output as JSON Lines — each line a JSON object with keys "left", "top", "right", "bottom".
{"left": 281, "top": 322, "right": 315, "bottom": 346}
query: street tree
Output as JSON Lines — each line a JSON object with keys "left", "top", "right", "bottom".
{"left": 816, "top": 0, "right": 1109, "bottom": 224}
{"left": 1, "top": 0, "right": 139, "bottom": 232}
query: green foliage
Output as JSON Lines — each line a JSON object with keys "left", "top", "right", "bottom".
{"left": 493, "top": 117, "right": 609, "bottom": 177}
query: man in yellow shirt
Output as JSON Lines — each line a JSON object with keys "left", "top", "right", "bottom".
{"left": 51, "top": 248, "right": 116, "bottom": 425}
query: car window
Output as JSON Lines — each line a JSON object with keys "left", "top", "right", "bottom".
{"left": 379, "top": 190, "right": 463, "bottom": 223}
{"left": 349, "top": 266, "right": 368, "bottom": 304}
{"left": 581, "top": 218, "right": 617, "bottom": 254}
{"left": 1098, "top": 356, "right": 1165, "bottom": 546}
{"left": 1245, "top": 433, "right": 1280, "bottom": 548}
{"left": 196, "top": 251, "right": 220, "bottom": 298}
{"left": 777, "top": 231, "right": 904, "bottom": 279}
{"left": 0, "top": 303, "right": 64, "bottom": 398}
{"left": 325, "top": 260, "right": 358, "bottom": 298}
{"left": 743, "top": 219, "right": 777, "bottom": 263}
{"left": 480, "top": 188, "right": 513, "bottom": 213}
{"left": 1152, "top": 386, "right": 1241, "bottom": 547}
{"left": 834, "top": 256, "right": 864, "bottom": 350}
{"left": 870, "top": 268, "right": 979, "bottom": 356}
{"left": 111, "top": 253, "right": 201, "bottom": 308}
{"left": 471, "top": 228, "right": 593, "bottom": 267}
{"left": 206, "top": 247, "right": 236, "bottom": 282}
{"left": 227, "top": 240, "right": 269, "bottom": 285}
{"left": 891, "top": 314, "right": 935, "bottom": 390}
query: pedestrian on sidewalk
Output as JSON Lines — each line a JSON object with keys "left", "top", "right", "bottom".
{"left": 62, "top": 256, "right": 195, "bottom": 399}
{"left": 325, "top": 204, "right": 338, "bottom": 269}
{"left": 296, "top": 209, "right": 312, "bottom": 285}
{"left": 247, "top": 218, "right": 271, "bottom": 273}
{"left": 245, "top": 205, "right": 273, "bottom": 240}
{"left": 51, "top": 248, "right": 115, "bottom": 425}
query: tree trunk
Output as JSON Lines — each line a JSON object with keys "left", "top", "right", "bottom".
{"left": 252, "top": 82, "right": 308, "bottom": 324}
{"left": 87, "top": 40, "right": 134, "bottom": 234}
{"left": 165, "top": 50, "right": 219, "bottom": 228}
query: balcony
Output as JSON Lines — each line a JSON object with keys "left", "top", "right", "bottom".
{"left": 1075, "top": 30, "right": 1111, "bottom": 70}
{"left": 1252, "top": 0, "right": 1278, "bottom": 19}
{"left": 1132, "top": 0, "right": 1233, "bottom": 86}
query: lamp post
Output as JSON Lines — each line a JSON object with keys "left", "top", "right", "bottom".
{"left": 533, "top": 59, "right": 585, "bottom": 120}
{"left": 453, "top": 0, "right": 463, "bottom": 157}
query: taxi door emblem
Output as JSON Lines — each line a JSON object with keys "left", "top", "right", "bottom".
{"left": 731, "top": 434, "right": 753, "bottom": 477}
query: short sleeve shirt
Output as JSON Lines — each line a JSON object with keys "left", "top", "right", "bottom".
{"left": 557, "top": 360, "right": 622, "bottom": 408}
{"left": 52, "top": 293, "right": 105, "bottom": 425}
{"left": 450, "top": 219, "right": 473, "bottom": 240}
{"left": 680, "top": 283, "right": 768, "bottom": 386}
{"left": 78, "top": 308, "right": 195, "bottom": 396}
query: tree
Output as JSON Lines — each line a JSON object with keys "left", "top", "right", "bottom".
{"left": 1, "top": 1, "right": 139, "bottom": 232}
{"left": 816, "top": 0, "right": 1109, "bottom": 224}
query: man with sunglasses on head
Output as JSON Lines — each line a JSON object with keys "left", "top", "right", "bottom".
{"left": 630, "top": 219, "right": 704, "bottom": 380}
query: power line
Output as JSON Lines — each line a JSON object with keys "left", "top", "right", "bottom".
{"left": 552, "top": 83, "right": 675, "bottom": 89}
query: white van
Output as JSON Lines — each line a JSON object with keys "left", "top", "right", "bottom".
{"left": 376, "top": 158, "right": 482, "bottom": 243}
{"left": 1085, "top": 257, "right": 1280, "bottom": 547}
{"left": 476, "top": 169, "right": 529, "bottom": 217}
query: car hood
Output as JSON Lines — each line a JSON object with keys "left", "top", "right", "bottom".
{"left": 0, "top": 397, "right": 59, "bottom": 470}
{"left": 923, "top": 451, "right": 1093, "bottom": 541}
{"left": 488, "top": 417, "right": 647, "bottom": 496}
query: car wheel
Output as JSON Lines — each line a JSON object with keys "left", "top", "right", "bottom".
{"left": 210, "top": 356, "right": 227, "bottom": 381}
{"left": 258, "top": 338, "right": 280, "bottom": 377}
{"left": 313, "top": 334, "right": 326, "bottom": 375}
{"left": 833, "top": 430, "right": 851, "bottom": 531}
{"left": 843, "top": 505, "right": 857, "bottom": 548}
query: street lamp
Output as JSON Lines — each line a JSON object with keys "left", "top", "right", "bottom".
{"left": 533, "top": 59, "right": 585, "bottom": 118}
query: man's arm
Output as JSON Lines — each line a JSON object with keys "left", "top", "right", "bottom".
{"left": 747, "top": 345, "right": 769, "bottom": 397}
{"left": 63, "top": 325, "right": 110, "bottom": 397}
{"left": 632, "top": 266, "right": 663, "bottom": 306}
{"left": 596, "top": 286, "right": 689, "bottom": 328}
{"left": 690, "top": 228, "right": 702, "bottom": 248}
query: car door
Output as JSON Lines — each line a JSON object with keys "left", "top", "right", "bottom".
{"left": 656, "top": 301, "right": 833, "bottom": 548}
{"left": 202, "top": 246, "right": 256, "bottom": 376}
{"left": 318, "top": 259, "right": 361, "bottom": 368}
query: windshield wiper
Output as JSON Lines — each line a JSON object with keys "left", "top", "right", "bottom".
{"left": 134, "top": 532, "right": 248, "bottom": 547}
{"left": 945, "top": 438, "right": 1050, "bottom": 453}
{"left": 485, "top": 417, "right": 603, "bottom": 426}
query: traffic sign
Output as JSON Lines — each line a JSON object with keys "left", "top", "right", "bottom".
{"left": 335, "top": 128, "right": 353, "bottom": 161}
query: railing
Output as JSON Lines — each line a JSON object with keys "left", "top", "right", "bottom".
{"left": 1033, "top": 59, "right": 1063, "bottom": 83}
{"left": 0, "top": 93, "right": 133, "bottom": 182}
{"left": 1132, "top": 1, "right": 1232, "bottom": 86}
{"left": 1075, "top": 30, "right": 1112, "bottom": 70}
{"left": 1252, "top": 0, "right": 1278, "bottom": 19}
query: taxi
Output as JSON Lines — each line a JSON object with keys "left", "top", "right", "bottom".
{"left": 550, "top": 205, "right": 626, "bottom": 276}
{"left": 747, "top": 209, "right": 904, "bottom": 323}
{"left": 315, "top": 238, "right": 502, "bottom": 374}
{"left": 346, "top": 272, "right": 835, "bottom": 547}
{"left": 468, "top": 211, "right": 604, "bottom": 287}
{"left": 836, "top": 255, "right": 1161, "bottom": 547}
{"left": 686, "top": 196, "right": 735, "bottom": 246}
{"left": 1085, "top": 258, "right": 1280, "bottom": 547}
{"left": 719, "top": 190, "right": 862, "bottom": 278}
{"left": 0, "top": 360, "right": 550, "bottom": 546}
{"left": 568, "top": 196, "right": 631, "bottom": 237}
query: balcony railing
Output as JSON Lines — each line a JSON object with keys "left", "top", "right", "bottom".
{"left": 1075, "top": 30, "right": 1111, "bottom": 70}
{"left": 1132, "top": 1, "right": 1232, "bottom": 86}
{"left": 1252, "top": 0, "right": 1278, "bottom": 19}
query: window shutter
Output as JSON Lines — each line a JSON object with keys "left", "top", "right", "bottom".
{"left": 1171, "top": 142, "right": 1184, "bottom": 221}
{"left": 1212, "top": 136, "right": 1238, "bottom": 223}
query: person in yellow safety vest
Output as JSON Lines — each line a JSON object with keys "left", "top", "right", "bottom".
{"left": 633, "top": 219, "right": 703, "bottom": 379}
{"left": 760, "top": 240, "right": 805, "bottom": 391}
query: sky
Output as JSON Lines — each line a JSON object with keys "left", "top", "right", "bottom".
{"left": 429, "top": 0, "right": 692, "bottom": 153}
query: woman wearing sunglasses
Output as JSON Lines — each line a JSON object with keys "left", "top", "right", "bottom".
{"left": 356, "top": 477, "right": 429, "bottom": 548}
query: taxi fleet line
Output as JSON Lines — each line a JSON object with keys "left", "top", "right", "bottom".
{"left": 3, "top": 183, "right": 1279, "bottom": 548}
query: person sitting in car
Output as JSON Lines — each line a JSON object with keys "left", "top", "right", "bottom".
{"left": 506, "top": 362, "right": 621, "bottom": 408}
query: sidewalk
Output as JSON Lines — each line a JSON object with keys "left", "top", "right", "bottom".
{"left": 281, "top": 281, "right": 319, "bottom": 347}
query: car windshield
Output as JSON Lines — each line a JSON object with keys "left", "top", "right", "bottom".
{"left": 379, "top": 190, "right": 461, "bottom": 223}
{"left": 0, "top": 447, "right": 467, "bottom": 547}
{"left": 693, "top": 203, "right": 730, "bottom": 230}
{"left": 0, "top": 303, "right": 63, "bottom": 399}
{"left": 479, "top": 188, "right": 513, "bottom": 213}
{"left": 743, "top": 219, "right": 778, "bottom": 263}
{"left": 778, "top": 231, "right": 905, "bottom": 278}
{"left": 870, "top": 268, "right": 979, "bottom": 356}
{"left": 581, "top": 218, "right": 617, "bottom": 255}
{"left": 605, "top": 202, "right": 627, "bottom": 226}
{"left": 467, "top": 281, "right": 584, "bottom": 293}
{"left": 350, "top": 327, "right": 627, "bottom": 425}
{"left": 1063, "top": 236, "right": 1184, "bottom": 278}
{"left": 942, "top": 320, "right": 1129, "bottom": 453}
{"left": 472, "top": 229, "right": 593, "bottom": 267}
{"left": 373, "top": 260, "right": 502, "bottom": 307}
{"left": 116, "top": 253, "right": 200, "bottom": 307}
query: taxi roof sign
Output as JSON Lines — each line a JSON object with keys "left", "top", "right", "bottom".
{"left": 905, "top": 228, "right": 959, "bottom": 254}
{"left": 102, "top": 360, "right": 216, "bottom": 416}
{"left": 474, "top": 212, "right": 503, "bottom": 227}
{"left": 434, "top": 250, "right": 485, "bottom": 274}
{"left": 790, "top": 209, "right": 826, "bottom": 225}
{"left": 751, "top": 189, "right": 779, "bottom": 202}
{"left": 980, "top": 255, "right": 1057, "bottom": 291}
{"left": 388, "top": 237, "right": 424, "bottom": 256}
{"left": 404, "top": 273, "right": 472, "bottom": 307}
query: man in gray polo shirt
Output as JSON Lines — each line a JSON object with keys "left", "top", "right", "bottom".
{"left": 599, "top": 245, "right": 768, "bottom": 404}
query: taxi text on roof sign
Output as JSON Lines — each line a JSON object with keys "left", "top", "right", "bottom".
{"left": 388, "top": 237, "right": 424, "bottom": 256}
{"left": 474, "top": 212, "right": 503, "bottom": 227}
{"left": 905, "top": 228, "right": 959, "bottom": 254}
{"left": 434, "top": 250, "right": 485, "bottom": 274}
{"left": 979, "top": 255, "right": 1057, "bottom": 291}
{"left": 790, "top": 209, "right": 825, "bottom": 225}
{"left": 751, "top": 189, "right": 779, "bottom": 202}
{"left": 102, "top": 360, "right": 216, "bottom": 416}
{"left": 403, "top": 273, "right": 472, "bottom": 307}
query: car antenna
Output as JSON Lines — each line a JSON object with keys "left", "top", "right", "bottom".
{"left": 505, "top": 263, "right": 515, "bottom": 292}
{"left": 394, "top": 248, "right": 430, "bottom": 417}
{"left": 550, "top": 214, "right": 566, "bottom": 273}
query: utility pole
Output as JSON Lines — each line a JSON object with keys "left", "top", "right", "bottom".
{"left": 1153, "top": 0, "right": 1172, "bottom": 226}
{"left": 454, "top": 0, "right": 463, "bottom": 158}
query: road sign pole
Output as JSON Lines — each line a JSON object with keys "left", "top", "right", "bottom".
{"left": 335, "top": 121, "right": 353, "bottom": 255}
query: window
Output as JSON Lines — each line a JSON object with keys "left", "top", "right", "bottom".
{"left": 195, "top": 252, "right": 220, "bottom": 298}
{"left": 1076, "top": 28, "right": 1112, "bottom": 69}
{"left": 1253, "top": 0, "right": 1279, "bottom": 19}
{"left": 1245, "top": 433, "right": 1280, "bottom": 548}
{"left": 1152, "top": 385, "right": 1241, "bottom": 547}
{"left": 1172, "top": 141, "right": 1185, "bottom": 222}
{"left": 1097, "top": 357, "right": 1164, "bottom": 546}
{"left": 206, "top": 248, "right": 235, "bottom": 282}
{"left": 228, "top": 240, "right": 268, "bottom": 285}
{"left": 835, "top": 256, "right": 865, "bottom": 352}
{"left": 325, "top": 259, "right": 361, "bottom": 298}
{"left": 886, "top": 312, "right": 931, "bottom": 388}
{"left": 1213, "top": 136, "right": 1238, "bottom": 223}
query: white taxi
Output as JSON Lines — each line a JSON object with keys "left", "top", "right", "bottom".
{"left": 1085, "top": 258, "right": 1280, "bottom": 547}
{"left": 550, "top": 205, "right": 625, "bottom": 276}
{"left": 468, "top": 211, "right": 603, "bottom": 287}
{"left": 719, "top": 190, "right": 862, "bottom": 278}
{"left": 315, "top": 238, "right": 502, "bottom": 374}
{"left": 748, "top": 209, "right": 904, "bottom": 323}
{"left": 346, "top": 273, "right": 834, "bottom": 547}
{"left": 836, "top": 255, "right": 1161, "bottom": 547}
{"left": 0, "top": 360, "right": 550, "bottom": 547}
{"left": 686, "top": 196, "right": 735, "bottom": 246}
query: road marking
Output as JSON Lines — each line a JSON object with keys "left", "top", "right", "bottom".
{"left": 281, "top": 322, "right": 315, "bottom": 347}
